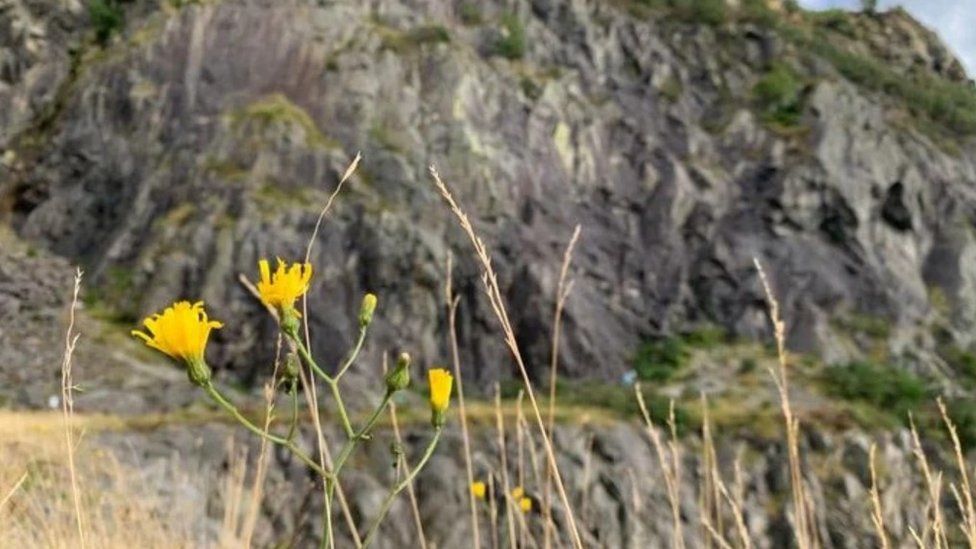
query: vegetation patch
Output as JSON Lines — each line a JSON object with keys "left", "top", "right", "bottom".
{"left": 752, "top": 62, "right": 806, "bottom": 129}
{"left": 229, "top": 94, "right": 338, "bottom": 150}
{"left": 493, "top": 13, "right": 526, "bottom": 60}
{"left": 822, "top": 361, "right": 930, "bottom": 421}
{"left": 379, "top": 24, "right": 451, "bottom": 53}
{"left": 458, "top": 2, "right": 482, "bottom": 26}
{"left": 88, "top": 0, "right": 125, "bottom": 44}
{"left": 632, "top": 326, "right": 727, "bottom": 382}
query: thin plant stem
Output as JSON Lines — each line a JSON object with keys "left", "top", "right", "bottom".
{"left": 299, "top": 153, "right": 361, "bottom": 549}
{"left": 320, "top": 392, "right": 393, "bottom": 549}
{"left": 335, "top": 327, "right": 368, "bottom": 380}
{"left": 445, "top": 253, "right": 481, "bottom": 549}
{"left": 361, "top": 429, "right": 444, "bottom": 547}
{"left": 635, "top": 385, "right": 685, "bottom": 549}
{"left": 61, "top": 268, "right": 85, "bottom": 548}
{"left": 869, "top": 444, "right": 890, "bottom": 549}
{"left": 494, "top": 385, "right": 518, "bottom": 549}
{"left": 241, "top": 336, "right": 284, "bottom": 547}
{"left": 290, "top": 334, "right": 356, "bottom": 439}
{"left": 544, "top": 225, "right": 580, "bottom": 549}
{"left": 385, "top": 354, "right": 429, "bottom": 549}
{"left": 202, "top": 382, "right": 328, "bottom": 478}
{"left": 754, "top": 258, "right": 816, "bottom": 549}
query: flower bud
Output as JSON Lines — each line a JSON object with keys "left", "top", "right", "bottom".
{"left": 186, "top": 357, "right": 212, "bottom": 387}
{"left": 385, "top": 352, "right": 411, "bottom": 394}
{"left": 359, "top": 293, "right": 378, "bottom": 328}
{"left": 282, "top": 352, "right": 300, "bottom": 394}
{"left": 281, "top": 307, "right": 301, "bottom": 338}
{"left": 428, "top": 368, "right": 453, "bottom": 428}
{"left": 471, "top": 481, "right": 487, "bottom": 500}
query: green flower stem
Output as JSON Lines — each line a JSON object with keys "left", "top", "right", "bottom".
{"left": 203, "top": 381, "right": 328, "bottom": 478}
{"left": 288, "top": 335, "right": 356, "bottom": 439}
{"left": 335, "top": 326, "right": 368, "bottom": 380}
{"left": 320, "top": 391, "right": 394, "bottom": 549}
{"left": 361, "top": 427, "right": 444, "bottom": 548}
{"left": 286, "top": 388, "right": 300, "bottom": 442}
{"left": 335, "top": 392, "right": 393, "bottom": 470}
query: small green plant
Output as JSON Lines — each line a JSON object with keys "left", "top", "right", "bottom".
{"left": 659, "top": 75, "right": 683, "bottom": 102}
{"left": 88, "top": 0, "right": 124, "bottom": 44}
{"left": 942, "top": 346, "right": 976, "bottom": 383}
{"left": 669, "top": 0, "right": 727, "bottom": 25}
{"left": 822, "top": 361, "right": 930, "bottom": 420}
{"left": 458, "top": 2, "right": 482, "bottom": 25}
{"left": 553, "top": 380, "right": 695, "bottom": 432}
{"left": 494, "top": 13, "right": 526, "bottom": 60}
{"left": 633, "top": 336, "right": 691, "bottom": 382}
{"left": 753, "top": 62, "right": 805, "bottom": 127}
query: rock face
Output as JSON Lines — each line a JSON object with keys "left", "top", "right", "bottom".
{"left": 2, "top": 1, "right": 976, "bottom": 386}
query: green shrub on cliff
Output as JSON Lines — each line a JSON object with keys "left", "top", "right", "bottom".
{"left": 88, "top": 0, "right": 124, "bottom": 44}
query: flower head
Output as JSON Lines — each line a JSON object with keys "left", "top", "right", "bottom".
{"left": 470, "top": 481, "right": 486, "bottom": 500}
{"left": 427, "top": 368, "right": 453, "bottom": 427}
{"left": 257, "top": 259, "right": 313, "bottom": 317}
{"left": 131, "top": 301, "right": 222, "bottom": 385}
{"left": 385, "top": 352, "right": 411, "bottom": 394}
{"left": 359, "top": 293, "right": 378, "bottom": 327}
{"left": 511, "top": 487, "right": 532, "bottom": 511}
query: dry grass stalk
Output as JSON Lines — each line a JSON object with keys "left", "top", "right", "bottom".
{"left": 494, "top": 384, "right": 519, "bottom": 549}
{"left": 909, "top": 415, "right": 948, "bottom": 549}
{"left": 220, "top": 439, "right": 248, "bottom": 546}
{"left": 384, "top": 354, "right": 429, "bottom": 549}
{"left": 239, "top": 337, "right": 284, "bottom": 548}
{"left": 634, "top": 385, "right": 686, "bottom": 549}
{"left": 299, "top": 152, "right": 362, "bottom": 549}
{"left": 868, "top": 444, "right": 890, "bottom": 549}
{"left": 936, "top": 397, "right": 976, "bottom": 546}
{"left": 445, "top": 253, "right": 482, "bottom": 549}
{"left": 701, "top": 517, "right": 735, "bottom": 549}
{"left": 61, "top": 267, "right": 86, "bottom": 547}
{"left": 700, "top": 395, "right": 747, "bottom": 549}
{"left": 753, "top": 258, "right": 817, "bottom": 549}
{"left": 543, "top": 224, "right": 581, "bottom": 549}
{"left": 714, "top": 467, "right": 752, "bottom": 549}
{"left": 430, "top": 165, "right": 583, "bottom": 548}
{"left": 0, "top": 472, "right": 28, "bottom": 512}
{"left": 489, "top": 469, "right": 501, "bottom": 549}
{"left": 700, "top": 394, "right": 722, "bottom": 548}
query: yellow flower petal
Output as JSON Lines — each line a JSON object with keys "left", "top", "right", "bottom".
{"left": 131, "top": 301, "right": 221, "bottom": 363}
{"left": 256, "top": 258, "right": 313, "bottom": 313}
{"left": 428, "top": 368, "right": 453, "bottom": 414}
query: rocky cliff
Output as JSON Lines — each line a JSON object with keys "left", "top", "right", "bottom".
{"left": 4, "top": 0, "right": 976, "bottom": 388}
{"left": 4, "top": 1, "right": 976, "bottom": 547}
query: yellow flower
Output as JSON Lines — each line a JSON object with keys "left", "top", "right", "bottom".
{"left": 470, "top": 481, "right": 487, "bottom": 500}
{"left": 428, "top": 368, "right": 453, "bottom": 427}
{"left": 257, "top": 258, "right": 313, "bottom": 314}
{"left": 511, "top": 486, "right": 525, "bottom": 500}
{"left": 519, "top": 497, "right": 532, "bottom": 513}
{"left": 131, "top": 301, "right": 222, "bottom": 385}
